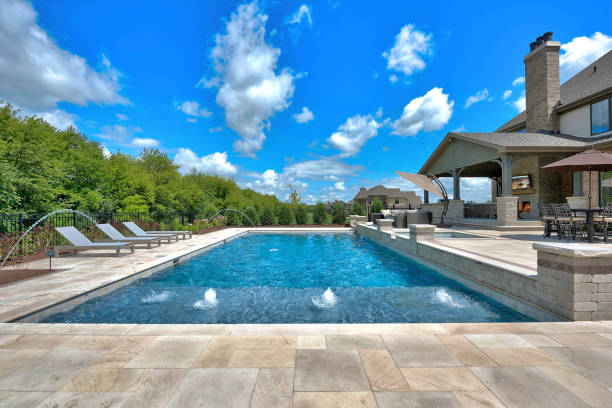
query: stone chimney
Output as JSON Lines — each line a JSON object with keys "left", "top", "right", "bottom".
{"left": 524, "top": 32, "right": 561, "bottom": 133}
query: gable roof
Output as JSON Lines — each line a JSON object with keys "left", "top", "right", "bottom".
{"left": 497, "top": 50, "right": 612, "bottom": 132}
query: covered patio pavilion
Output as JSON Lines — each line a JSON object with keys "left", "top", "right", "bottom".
{"left": 417, "top": 132, "right": 593, "bottom": 226}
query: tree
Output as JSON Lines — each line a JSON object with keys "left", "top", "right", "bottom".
{"left": 277, "top": 205, "right": 293, "bottom": 225}
{"left": 260, "top": 207, "right": 276, "bottom": 225}
{"left": 370, "top": 198, "right": 383, "bottom": 214}
{"left": 331, "top": 202, "right": 345, "bottom": 224}
{"left": 294, "top": 204, "right": 307, "bottom": 224}
{"left": 351, "top": 201, "right": 364, "bottom": 216}
{"left": 288, "top": 184, "right": 301, "bottom": 206}
{"left": 312, "top": 202, "right": 328, "bottom": 224}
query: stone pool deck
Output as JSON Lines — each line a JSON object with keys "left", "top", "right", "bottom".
{"left": 1, "top": 226, "right": 612, "bottom": 407}
{"left": 1, "top": 322, "right": 612, "bottom": 407}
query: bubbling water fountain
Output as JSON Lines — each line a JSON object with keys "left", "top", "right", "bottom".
{"left": 312, "top": 287, "right": 337, "bottom": 308}
{"left": 194, "top": 288, "right": 219, "bottom": 309}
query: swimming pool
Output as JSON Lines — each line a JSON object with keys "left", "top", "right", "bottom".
{"left": 40, "top": 233, "right": 535, "bottom": 323}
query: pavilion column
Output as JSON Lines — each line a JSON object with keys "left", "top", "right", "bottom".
{"left": 501, "top": 153, "right": 513, "bottom": 196}
{"left": 493, "top": 154, "right": 518, "bottom": 226}
{"left": 423, "top": 190, "right": 429, "bottom": 204}
{"left": 451, "top": 168, "right": 464, "bottom": 200}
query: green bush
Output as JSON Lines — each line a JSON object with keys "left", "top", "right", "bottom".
{"left": 312, "top": 202, "right": 328, "bottom": 224}
{"left": 351, "top": 201, "right": 364, "bottom": 216}
{"left": 370, "top": 198, "right": 383, "bottom": 214}
{"left": 331, "top": 202, "right": 345, "bottom": 224}
{"left": 260, "top": 207, "right": 276, "bottom": 225}
{"left": 277, "top": 205, "right": 294, "bottom": 225}
{"left": 242, "top": 207, "right": 259, "bottom": 226}
{"left": 294, "top": 204, "right": 307, "bottom": 224}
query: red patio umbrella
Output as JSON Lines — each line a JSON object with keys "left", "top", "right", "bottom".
{"left": 541, "top": 147, "right": 612, "bottom": 208}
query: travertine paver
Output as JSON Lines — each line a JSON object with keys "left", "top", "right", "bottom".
{"left": 0, "top": 322, "right": 610, "bottom": 406}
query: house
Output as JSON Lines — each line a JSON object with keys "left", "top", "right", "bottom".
{"left": 418, "top": 32, "right": 612, "bottom": 225}
{"left": 326, "top": 200, "right": 353, "bottom": 216}
{"left": 353, "top": 185, "right": 422, "bottom": 214}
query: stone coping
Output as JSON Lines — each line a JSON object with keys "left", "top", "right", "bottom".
{"left": 533, "top": 243, "right": 612, "bottom": 258}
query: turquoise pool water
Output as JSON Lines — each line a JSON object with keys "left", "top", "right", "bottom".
{"left": 41, "top": 233, "right": 535, "bottom": 323}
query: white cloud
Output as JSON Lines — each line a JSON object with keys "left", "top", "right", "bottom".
{"left": 288, "top": 4, "right": 312, "bottom": 26}
{"left": 38, "top": 109, "right": 77, "bottom": 129}
{"left": 205, "top": 2, "right": 295, "bottom": 158}
{"left": 242, "top": 169, "right": 308, "bottom": 199}
{"left": 512, "top": 76, "right": 525, "bottom": 87}
{"left": 132, "top": 138, "right": 159, "bottom": 148}
{"left": 334, "top": 181, "right": 346, "bottom": 191}
{"left": 94, "top": 124, "right": 159, "bottom": 148}
{"left": 327, "top": 114, "right": 382, "bottom": 157}
{"left": 512, "top": 91, "right": 526, "bottom": 112}
{"left": 116, "top": 113, "right": 129, "bottom": 121}
{"left": 209, "top": 126, "right": 224, "bottom": 133}
{"left": 383, "top": 24, "right": 432, "bottom": 79}
{"left": 391, "top": 87, "right": 454, "bottom": 136}
{"left": 375, "top": 107, "right": 383, "bottom": 118}
{"left": 560, "top": 32, "right": 612, "bottom": 81}
{"left": 284, "top": 159, "right": 362, "bottom": 180}
{"left": 452, "top": 125, "right": 466, "bottom": 132}
{"left": 174, "top": 149, "right": 238, "bottom": 177}
{"left": 0, "top": 0, "right": 127, "bottom": 112}
{"left": 101, "top": 146, "right": 111, "bottom": 159}
{"left": 502, "top": 90, "right": 512, "bottom": 100}
{"left": 174, "top": 100, "right": 212, "bottom": 118}
{"left": 293, "top": 107, "right": 314, "bottom": 123}
{"left": 464, "top": 88, "right": 490, "bottom": 108}
{"left": 186, "top": 118, "right": 198, "bottom": 124}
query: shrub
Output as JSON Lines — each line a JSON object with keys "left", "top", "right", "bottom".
{"left": 277, "top": 205, "right": 293, "bottom": 225}
{"left": 242, "top": 207, "right": 259, "bottom": 226}
{"left": 294, "top": 204, "right": 307, "bottom": 224}
{"left": 312, "top": 202, "right": 327, "bottom": 224}
{"left": 370, "top": 198, "right": 383, "bottom": 214}
{"left": 351, "top": 201, "right": 364, "bottom": 216}
{"left": 331, "top": 202, "right": 345, "bottom": 224}
{"left": 260, "top": 207, "right": 276, "bottom": 225}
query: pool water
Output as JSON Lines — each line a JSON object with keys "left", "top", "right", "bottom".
{"left": 40, "top": 233, "right": 535, "bottom": 324}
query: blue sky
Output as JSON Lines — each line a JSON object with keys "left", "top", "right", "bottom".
{"left": 2, "top": 0, "right": 612, "bottom": 203}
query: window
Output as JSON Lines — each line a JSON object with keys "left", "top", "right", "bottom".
{"left": 602, "top": 172, "right": 612, "bottom": 205}
{"left": 394, "top": 199, "right": 400, "bottom": 204}
{"left": 572, "top": 172, "right": 583, "bottom": 197}
{"left": 591, "top": 98, "right": 611, "bottom": 135}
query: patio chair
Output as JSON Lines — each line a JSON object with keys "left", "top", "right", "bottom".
{"left": 594, "top": 202, "right": 612, "bottom": 243}
{"left": 96, "top": 224, "right": 162, "bottom": 248}
{"left": 554, "top": 203, "right": 586, "bottom": 241}
{"left": 538, "top": 203, "right": 556, "bottom": 237}
{"left": 122, "top": 222, "right": 179, "bottom": 243}
{"left": 54, "top": 226, "right": 134, "bottom": 257}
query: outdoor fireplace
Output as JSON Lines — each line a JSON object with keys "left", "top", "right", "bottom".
{"left": 518, "top": 201, "right": 531, "bottom": 214}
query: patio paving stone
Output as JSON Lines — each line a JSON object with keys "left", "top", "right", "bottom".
{"left": 0, "top": 334, "right": 72, "bottom": 349}
{"left": 358, "top": 349, "right": 410, "bottom": 391}
{"left": 471, "top": 366, "right": 591, "bottom": 408}
{"left": 400, "top": 367, "right": 486, "bottom": 391}
{"left": 293, "top": 391, "right": 377, "bottom": 408}
{"left": 543, "top": 347, "right": 612, "bottom": 391}
{"left": 0, "top": 391, "right": 51, "bottom": 408}
{"left": 59, "top": 367, "right": 151, "bottom": 392}
{"left": 36, "top": 391, "right": 130, "bottom": 408}
{"left": 481, "top": 348, "right": 563, "bottom": 366}
{"left": 250, "top": 368, "right": 293, "bottom": 408}
{"left": 325, "top": 334, "right": 386, "bottom": 349}
{"left": 123, "top": 368, "right": 188, "bottom": 408}
{"left": 165, "top": 368, "right": 258, "bottom": 408}
{"left": 451, "top": 390, "right": 505, "bottom": 408}
{"left": 374, "top": 391, "right": 462, "bottom": 408}
{"left": 517, "top": 333, "right": 564, "bottom": 347}
{"left": 124, "top": 335, "right": 210, "bottom": 368}
{"left": 546, "top": 332, "right": 612, "bottom": 347}
{"left": 436, "top": 334, "right": 497, "bottom": 366}
{"left": 294, "top": 349, "right": 370, "bottom": 391}
{"left": 382, "top": 334, "right": 462, "bottom": 367}
{"left": 227, "top": 349, "right": 296, "bottom": 368}
{"left": 297, "top": 335, "right": 326, "bottom": 349}
{"left": 537, "top": 365, "right": 612, "bottom": 408}
{"left": 464, "top": 333, "right": 533, "bottom": 348}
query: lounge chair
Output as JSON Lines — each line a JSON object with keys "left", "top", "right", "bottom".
{"left": 96, "top": 224, "right": 162, "bottom": 248}
{"left": 123, "top": 221, "right": 192, "bottom": 240}
{"left": 54, "top": 226, "right": 134, "bottom": 257}
{"left": 122, "top": 222, "right": 179, "bottom": 243}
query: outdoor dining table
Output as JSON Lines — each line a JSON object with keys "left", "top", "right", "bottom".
{"left": 570, "top": 208, "right": 604, "bottom": 243}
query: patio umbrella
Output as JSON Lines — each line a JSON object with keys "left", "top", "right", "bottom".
{"left": 395, "top": 171, "right": 444, "bottom": 198}
{"left": 541, "top": 147, "right": 612, "bottom": 208}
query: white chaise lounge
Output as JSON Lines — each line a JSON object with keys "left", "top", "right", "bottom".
{"left": 54, "top": 226, "right": 134, "bottom": 257}
{"left": 123, "top": 222, "right": 190, "bottom": 241}
{"left": 96, "top": 224, "right": 162, "bottom": 248}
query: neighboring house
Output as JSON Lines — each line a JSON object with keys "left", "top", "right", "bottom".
{"left": 326, "top": 200, "right": 352, "bottom": 215}
{"left": 353, "top": 185, "right": 422, "bottom": 214}
{"left": 418, "top": 32, "right": 612, "bottom": 222}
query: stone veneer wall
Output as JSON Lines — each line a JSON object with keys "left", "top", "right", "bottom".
{"left": 420, "top": 200, "right": 464, "bottom": 224}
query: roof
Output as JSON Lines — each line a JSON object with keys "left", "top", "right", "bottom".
{"left": 353, "top": 185, "right": 419, "bottom": 200}
{"left": 419, "top": 131, "right": 612, "bottom": 175}
{"left": 497, "top": 50, "right": 612, "bottom": 132}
